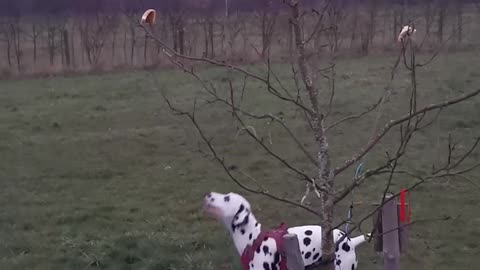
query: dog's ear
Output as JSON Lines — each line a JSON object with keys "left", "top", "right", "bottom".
{"left": 232, "top": 204, "right": 250, "bottom": 228}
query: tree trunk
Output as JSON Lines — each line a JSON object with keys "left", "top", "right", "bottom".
{"left": 290, "top": 2, "right": 334, "bottom": 269}
{"left": 203, "top": 20, "right": 209, "bottom": 58}
{"left": 178, "top": 17, "right": 185, "bottom": 55}
{"left": 111, "top": 29, "right": 117, "bottom": 65}
{"left": 438, "top": 2, "right": 446, "bottom": 43}
{"left": 32, "top": 25, "right": 37, "bottom": 65}
{"left": 393, "top": 8, "right": 398, "bottom": 42}
{"left": 288, "top": 19, "right": 294, "bottom": 57}
{"left": 48, "top": 28, "right": 55, "bottom": 65}
{"left": 63, "top": 29, "right": 71, "bottom": 68}
{"left": 456, "top": 1, "right": 463, "bottom": 44}
{"left": 208, "top": 19, "right": 215, "bottom": 58}
{"left": 10, "top": 23, "right": 22, "bottom": 72}
{"left": 350, "top": 6, "right": 358, "bottom": 49}
{"left": 144, "top": 33, "right": 148, "bottom": 64}
{"left": 71, "top": 28, "right": 76, "bottom": 68}
{"left": 6, "top": 36, "right": 12, "bottom": 68}
{"left": 123, "top": 30, "right": 128, "bottom": 64}
{"left": 130, "top": 26, "right": 136, "bottom": 65}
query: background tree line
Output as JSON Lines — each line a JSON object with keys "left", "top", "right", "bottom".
{"left": 0, "top": 0, "right": 479, "bottom": 78}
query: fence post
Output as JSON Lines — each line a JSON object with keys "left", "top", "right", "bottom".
{"left": 373, "top": 210, "right": 383, "bottom": 253}
{"left": 283, "top": 233, "right": 305, "bottom": 270}
{"left": 382, "top": 194, "right": 401, "bottom": 270}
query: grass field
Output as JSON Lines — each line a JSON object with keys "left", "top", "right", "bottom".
{"left": 0, "top": 50, "right": 479, "bottom": 270}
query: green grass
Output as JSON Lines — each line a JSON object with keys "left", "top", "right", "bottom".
{"left": 0, "top": 50, "right": 479, "bottom": 270}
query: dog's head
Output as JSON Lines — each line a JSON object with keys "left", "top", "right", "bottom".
{"left": 203, "top": 192, "right": 252, "bottom": 229}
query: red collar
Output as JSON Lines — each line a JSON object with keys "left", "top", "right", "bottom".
{"left": 240, "top": 222, "right": 288, "bottom": 270}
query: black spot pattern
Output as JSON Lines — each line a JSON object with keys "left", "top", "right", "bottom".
{"left": 224, "top": 196, "right": 230, "bottom": 202}
{"left": 256, "top": 246, "right": 261, "bottom": 253}
{"left": 303, "top": 237, "right": 311, "bottom": 246}
{"left": 249, "top": 233, "right": 253, "bottom": 240}
{"left": 313, "top": 253, "right": 320, "bottom": 260}
{"left": 255, "top": 222, "right": 259, "bottom": 227}
{"left": 263, "top": 262, "right": 270, "bottom": 270}
{"left": 342, "top": 242, "right": 351, "bottom": 252}
{"left": 305, "top": 230, "right": 313, "bottom": 236}
{"left": 312, "top": 248, "right": 316, "bottom": 252}
{"left": 263, "top": 245, "right": 270, "bottom": 255}
{"left": 271, "top": 252, "right": 280, "bottom": 270}
{"left": 351, "top": 263, "right": 355, "bottom": 270}
{"left": 304, "top": 252, "right": 312, "bottom": 259}
{"left": 336, "top": 259, "right": 342, "bottom": 266}
{"left": 241, "top": 229, "right": 246, "bottom": 235}
{"left": 335, "top": 245, "right": 339, "bottom": 252}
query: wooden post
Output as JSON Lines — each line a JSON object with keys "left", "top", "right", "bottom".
{"left": 373, "top": 210, "right": 383, "bottom": 253}
{"left": 283, "top": 233, "right": 305, "bottom": 270}
{"left": 382, "top": 194, "right": 401, "bottom": 270}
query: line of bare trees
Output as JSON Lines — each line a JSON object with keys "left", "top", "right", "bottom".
{"left": 0, "top": 0, "right": 479, "bottom": 78}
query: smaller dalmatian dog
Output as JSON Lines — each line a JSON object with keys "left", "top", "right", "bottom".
{"left": 203, "top": 192, "right": 368, "bottom": 270}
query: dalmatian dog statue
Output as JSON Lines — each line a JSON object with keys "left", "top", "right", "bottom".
{"left": 203, "top": 192, "right": 368, "bottom": 270}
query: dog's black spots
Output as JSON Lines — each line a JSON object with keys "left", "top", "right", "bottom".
{"left": 270, "top": 253, "right": 280, "bottom": 270}
{"left": 301, "top": 251, "right": 304, "bottom": 255}
{"left": 313, "top": 252, "right": 320, "bottom": 260}
{"left": 305, "top": 230, "right": 313, "bottom": 236}
{"left": 263, "top": 262, "right": 270, "bottom": 270}
{"left": 256, "top": 246, "right": 261, "bottom": 253}
{"left": 312, "top": 248, "right": 316, "bottom": 252}
{"left": 351, "top": 263, "right": 355, "bottom": 270}
{"left": 255, "top": 222, "right": 259, "bottom": 227}
{"left": 224, "top": 195, "right": 230, "bottom": 202}
{"left": 210, "top": 197, "right": 215, "bottom": 202}
{"left": 232, "top": 204, "right": 249, "bottom": 228}
{"left": 342, "top": 242, "right": 351, "bottom": 252}
{"left": 263, "top": 245, "right": 270, "bottom": 255}
{"left": 304, "top": 252, "right": 312, "bottom": 259}
{"left": 249, "top": 233, "right": 253, "bottom": 240}
{"left": 274, "top": 252, "right": 280, "bottom": 261}
{"left": 336, "top": 259, "right": 342, "bottom": 266}
{"left": 236, "top": 204, "right": 245, "bottom": 216}
{"left": 241, "top": 229, "right": 246, "bottom": 235}
{"left": 303, "top": 237, "right": 311, "bottom": 246}
{"left": 264, "top": 236, "right": 269, "bottom": 241}
{"left": 250, "top": 263, "right": 254, "bottom": 269}
{"left": 335, "top": 244, "right": 339, "bottom": 252}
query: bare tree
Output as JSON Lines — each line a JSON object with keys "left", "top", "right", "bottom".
{"left": 78, "top": 13, "right": 112, "bottom": 67}
{"left": 3, "top": 15, "right": 23, "bottom": 72}
{"left": 0, "top": 19, "right": 13, "bottom": 69}
{"left": 25, "top": 17, "right": 43, "bottom": 66}
{"left": 437, "top": 0, "right": 447, "bottom": 43}
{"left": 139, "top": 1, "right": 480, "bottom": 270}
{"left": 455, "top": 1, "right": 464, "bottom": 44}
{"left": 45, "top": 16, "right": 64, "bottom": 66}
{"left": 256, "top": 0, "right": 279, "bottom": 59}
